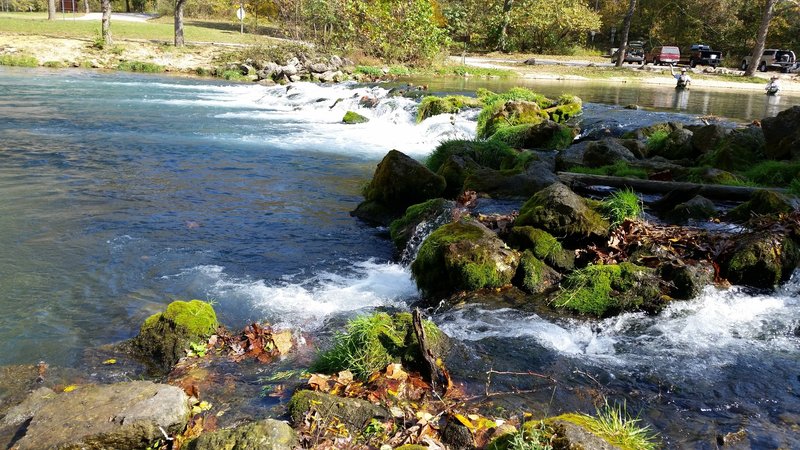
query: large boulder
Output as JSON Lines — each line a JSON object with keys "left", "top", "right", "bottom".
{"left": 515, "top": 183, "right": 610, "bottom": 240}
{"left": 463, "top": 166, "right": 554, "bottom": 199}
{"left": 724, "top": 189, "right": 794, "bottom": 222}
{"left": 652, "top": 128, "right": 694, "bottom": 160}
{"left": 187, "top": 419, "right": 297, "bottom": 450}
{"left": 489, "top": 120, "right": 576, "bottom": 150}
{"left": 552, "top": 262, "right": 664, "bottom": 317}
{"left": 504, "top": 226, "right": 575, "bottom": 271}
{"left": 702, "top": 125, "right": 765, "bottom": 171}
{"left": 287, "top": 390, "right": 389, "bottom": 435}
{"left": 721, "top": 231, "right": 800, "bottom": 288}
{"left": 555, "top": 141, "right": 590, "bottom": 171}
{"left": 131, "top": 300, "right": 218, "bottom": 372}
{"left": 389, "top": 198, "right": 454, "bottom": 251}
{"left": 658, "top": 262, "right": 715, "bottom": 300}
{"left": 691, "top": 124, "right": 729, "bottom": 154}
{"left": 353, "top": 150, "right": 446, "bottom": 225}
{"left": 582, "top": 138, "right": 637, "bottom": 168}
{"left": 411, "top": 219, "right": 520, "bottom": 297}
{"left": 514, "top": 250, "right": 561, "bottom": 294}
{"left": 760, "top": 105, "right": 800, "bottom": 160}
{"left": 8, "top": 381, "right": 189, "bottom": 450}
{"left": 478, "top": 100, "right": 549, "bottom": 139}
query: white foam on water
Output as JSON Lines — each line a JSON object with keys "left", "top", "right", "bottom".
{"left": 172, "top": 260, "right": 418, "bottom": 330}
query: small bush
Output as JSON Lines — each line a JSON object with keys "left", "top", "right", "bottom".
{"left": 43, "top": 61, "right": 66, "bottom": 68}
{"left": 600, "top": 188, "right": 642, "bottom": 226}
{"left": 0, "top": 54, "right": 39, "bottom": 67}
{"left": 117, "top": 61, "right": 163, "bottom": 73}
{"left": 219, "top": 69, "right": 247, "bottom": 81}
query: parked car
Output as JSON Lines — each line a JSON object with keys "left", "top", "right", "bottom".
{"left": 679, "top": 44, "right": 722, "bottom": 67}
{"left": 610, "top": 41, "right": 645, "bottom": 64}
{"left": 645, "top": 46, "right": 680, "bottom": 66}
{"left": 741, "top": 49, "right": 797, "bottom": 72}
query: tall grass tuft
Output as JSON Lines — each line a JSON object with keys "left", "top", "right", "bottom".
{"left": 580, "top": 399, "right": 659, "bottom": 450}
{"left": 600, "top": 188, "right": 642, "bottom": 226}
{"left": 310, "top": 313, "right": 397, "bottom": 380}
{"left": 0, "top": 54, "right": 39, "bottom": 67}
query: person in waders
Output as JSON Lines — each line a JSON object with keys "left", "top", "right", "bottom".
{"left": 765, "top": 75, "right": 780, "bottom": 95}
{"left": 670, "top": 65, "right": 691, "bottom": 89}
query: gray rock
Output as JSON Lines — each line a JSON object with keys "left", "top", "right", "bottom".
{"left": 289, "top": 74, "right": 302, "bottom": 83}
{"left": 287, "top": 390, "right": 389, "bottom": 435}
{"left": 281, "top": 65, "right": 298, "bottom": 76}
{"left": 582, "top": 138, "right": 637, "bottom": 167}
{"left": 318, "top": 70, "right": 337, "bottom": 82}
{"left": 659, "top": 262, "right": 715, "bottom": 300}
{"left": 330, "top": 55, "right": 343, "bottom": 67}
{"left": 0, "top": 387, "right": 54, "bottom": 428}
{"left": 187, "top": 419, "right": 296, "bottom": 450}
{"left": 551, "top": 419, "right": 622, "bottom": 450}
{"left": 555, "top": 141, "right": 590, "bottom": 171}
{"left": 654, "top": 128, "right": 694, "bottom": 160}
{"left": 691, "top": 124, "right": 729, "bottom": 154}
{"left": 761, "top": 105, "right": 800, "bottom": 160}
{"left": 516, "top": 182, "right": 609, "bottom": 239}
{"left": 12, "top": 381, "right": 189, "bottom": 450}
{"left": 665, "top": 195, "right": 717, "bottom": 223}
{"left": 309, "top": 62, "right": 329, "bottom": 73}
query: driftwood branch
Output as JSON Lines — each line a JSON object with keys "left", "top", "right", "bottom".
{"left": 412, "top": 308, "right": 451, "bottom": 396}
{"left": 557, "top": 172, "right": 786, "bottom": 201}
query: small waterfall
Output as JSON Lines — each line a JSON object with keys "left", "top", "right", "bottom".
{"left": 398, "top": 205, "right": 456, "bottom": 266}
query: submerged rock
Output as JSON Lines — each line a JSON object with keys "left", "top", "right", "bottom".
{"left": 187, "top": 419, "right": 297, "bottom": 450}
{"left": 411, "top": 219, "right": 520, "bottom": 297}
{"left": 342, "top": 110, "right": 369, "bottom": 124}
{"left": 665, "top": 195, "right": 718, "bottom": 223}
{"left": 515, "top": 183, "right": 609, "bottom": 241}
{"left": 8, "top": 381, "right": 189, "bottom": 450}
{"left": 130, "top": 299, "right": 218, "bottom": 372}
{"left": 287, "top": 390, "right": 389, "bottom": 435}
{"left": 353, "top": 150, "right": 446, "bottom": 225}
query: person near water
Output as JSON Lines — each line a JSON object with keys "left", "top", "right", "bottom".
{"left": 670, "top": 64, "right": 691, "bottom": 89}
{"left": 765, "top": 75, "right": 780, "bottom": 95}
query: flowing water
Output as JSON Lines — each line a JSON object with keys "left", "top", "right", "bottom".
{"left": 1, "top": 66, "right": 799, "bottom": 448}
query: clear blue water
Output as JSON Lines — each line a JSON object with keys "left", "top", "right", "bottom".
{"left": 1, "top": 66, "right": 799, "bottom": 448}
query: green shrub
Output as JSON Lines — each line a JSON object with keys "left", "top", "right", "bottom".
{"left": 0, "top": 54, "right": 39, "bottom": 67}
{"left": 117, "top": 61, "right": 163, "bottom": 73}
{"left": 599, "top": 188, "right": 642, "bottom": 226}
{"left": 219, "top": 69, "right": 247, "bottom": 81}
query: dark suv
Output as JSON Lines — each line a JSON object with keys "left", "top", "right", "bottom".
{"left": 610, "top": 41, "right": 645, "bottom": 64}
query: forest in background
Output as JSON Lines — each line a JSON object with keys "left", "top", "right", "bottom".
{"left": 3, "top": 0, "right": 799, "bottom": 65}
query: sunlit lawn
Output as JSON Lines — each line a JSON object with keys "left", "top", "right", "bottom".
{"left": 0, "top": 12, "right": 279, "bottom": 44}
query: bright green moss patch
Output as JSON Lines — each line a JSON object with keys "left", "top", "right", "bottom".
{"left": 311, "top": 312, "right": 444, "bottom": 380}
{"left": 425, "top": 139, "right": 518, "bottom": 173}
{"left": 157, "top": 299, "right": 218, "bottom": 336}
{"left": 0, "top": 53, "right": 39, "bottom": 67}
{"left": 645, "top": 129, "right": 669, "bottom": 154}
{"left": 554, "top": 263, "right": 660, "bottom": 317}
{"left": 475, "top": 88, "right": 581, "bottom": 140}
{"left": 343, "top": 110, "right": 369, "bottom": 124}
{"left": 416, "top": 95, "right": 482, "bottom": 123}
{"left": 725, "top": 189, "right": 794, "bottom": 222}
{"left": 489, "top": 122, "right": 574, "bottom": 150}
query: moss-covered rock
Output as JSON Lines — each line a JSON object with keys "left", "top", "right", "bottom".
{"left": 287, "top": 390, "right": 390, "bottom": 435}
{"left": 652, "top": 128, "right": 694, "bottom": 161}
{"left": 187, "top": 419, "right": 297, "bottom": 450}
{"left": 679, "top": 166, "right": 742, "bottom": 185}
{"left": 477, "top": 94, "right": 582, "bottom": 140}
{"left": 665, "top": 195, "right": 718, "bottom": 223}
{"left": 389, "top": 198, "right": 453, "bottom": 251}
{"left": 515, "top": 183, "right": 610, "bottom": 241}
{"left": 462, "top": 166, "right": 553, "bottom": 199}
{"left": 411, "top": 219, "right": 520, "bottom": 297}
{"left": 354, "top": 150, "right": 446, "bottom": 225}
{"left": 489, "top": 120, "right": 576, "bottom": 150}
{"left": 658, "top": 262, "right": 715, "bottom": 300}
{"left": 582, "top": 138, "right": 637, "bottom": 168}
{"left": 622, "top": 121, "right": 682, "bottom": 140}
{"left": 504, "top": 226, "right": 575, "bottom": 271}
{"left": 416, "top": 95, "right": 482, "bottom": 122}
{"left": 702, "top": 125, "right": 765, "bottom": 172}
{"left": 691, "top": 123, "right": 729, "bottom": 154}
{"left": 553, "top": 263, "right": 663, "bottom": 317}
{"left": 545, "top": 94, "right": 583, "bottom": 123}
{"left": 426, "top": 139, "right": 519, "bottom": 174}
{"left": 342, "top": 110, "right": 369, "bottom": 124}
{"left": 721, "top": 231, "right": 800, "bottom": 289}
{"left": 132, "top": 300, "right": 218, "bottom": 371}
{"left": 437, "top": 153, "right": 483, "bottom": 198}
{"left": 760, "top": 105, "right": 800, "bottom": 160}
{"left": 514, "top": 250, "right": 561, "bottom": 294}
{"left": 350, "top": 199, "right": 399, "bottom": 226}
{"left": 724, "top": 189, "right": 794, "bottom": 222}
{"left": 543, "top": 416, "right": 626, "bottom": 450}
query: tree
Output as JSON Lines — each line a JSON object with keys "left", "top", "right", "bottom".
{"left": 84, "top": 0, "right": 90, "bottom": 13}
{"left": 509, "top": 0, "right": 601, "bottom": 53}
{"left": 101, "top": 0, "right": 112, "bottom": 45}
{"left": 744, "top": 0, "right": 778, "bottom": 76}
{"left": 615, "top": 0, "right": 636, "bottom": 67}
{"left": 496, "top": 0, "right": 514, "bottom": 52}
{"left": 47, "top": 0, "right": 55, "bottom": 19}
{"left": 175, "top": 0, "right": 187, "bottom": 47}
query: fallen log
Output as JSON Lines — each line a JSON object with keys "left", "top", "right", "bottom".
{"left": 557, "top": 172, "right": 787, "bottom": 201}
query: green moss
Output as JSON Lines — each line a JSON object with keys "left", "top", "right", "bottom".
{"left": 219, "top": 69, "right": 248, "bottom": 81}
{"left": 506, "top": 226, "right": 562, "bottom": 261}
{"left": 554, "top": 263, "right": 660, "bottom": 317}
{"left": 543, "top": 94, "right": 583, "bottom": 123}
{"left": 489, "top": 122, "right": 575, "bottom": 150}
{"left": 679, "top": 166, "right": 751, "bottom": 186}
{"left": 416, "top": 95, "right": 482, "bottom": 123}
{"left": 389, "top": 198, "right": 449, "bottom": 249}
{"left": 725, "top": 189, "right": 793, "bottom": 222}
{"left": 160, "top": 299, "right": 218, "bottom": 336}
{"left": 517, "top": 251, "right": 558, "bottom": 294}
{"left": 117, "top": 60, "right": 163, "bottom": 73}
{"left": 310, "top": 312, "right": 443, "bottom": 380}
{"left": 425, "top": 139, "right": 518, "bottom": 173}
{"left": 743, "top": 160, "right": 800, "bottom": 187}
{"left": 645, "top": 130, "right": 669, "bottom": 153}
{"left": 342, "top": 110, "right": 369, "bottom": 124}
{"left": 701, "top": 126, "right": 766, "bottom": 172}
{"left": 515, "top": 184, "right": 610, "bottom": 239}
{"left": 354, "top": 65, "right": 383, "bottom": 77}
{"left": 42, "top": 60, "right": 66, "bottom": 68}
{"left": 0, "top": 54, "right": 39, "bottom": 67}
{"left": 476, "top": 88, "right": 558, "bottom": 140}
{"left": 567, "top": 161, "right": 647, "bottom": 179}
{"left": 599, "top": 188, "right": 642, "bottom": 226}
{"left": 621, "top": 122, "right": 674, "bottom": 140}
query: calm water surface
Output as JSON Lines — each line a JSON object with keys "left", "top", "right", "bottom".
{"left": 1, "top": 67, "right": 798, "bottom": 448}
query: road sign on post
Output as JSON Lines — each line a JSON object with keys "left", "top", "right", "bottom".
{"left": 237, "top": 5, "right": 245, "bottom": 34}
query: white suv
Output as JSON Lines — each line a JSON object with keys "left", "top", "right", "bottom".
{"left": 741, "top": 49, "right": 796, "bottom": 72}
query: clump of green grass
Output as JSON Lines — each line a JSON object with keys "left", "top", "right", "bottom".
{"left": 219, "top": 69, "right": 248, "bottom": 81}
{"left": 43, "top": 60, "right": 66, "bottom": 68}
{"left": 789, "top": 178, "right": 800, "bottom": 198}
{"left": 572, "top": 400, "right": 659, "bottom": 450}
{"left": 568, "top": 161, "right": 647, "bottom": 179}
{"left": 117, "top": 60, "right": 163, "bottom": 73}
{"left": 743, "top": 160, "right": 800, "bottom": 187}
{"left": 434, "top": 64, "right": 515, "bottom": 78}
{"left": 425, "top": 139, "right": 518, "bottom": 173}
{"left": 645, "top": 129, "right": 669, "bottom": 153}
{"left": 0, "top": 54, "right": 39, "bottom": 67}
{"left": 508, "top": 422, "right": 553, "bottom": 450}
{"left": 600, "top": 188, "right": 642, "bottom": 226}
{"left": 387, "top": 65, "right": 411, "bottom": 76}
{"left": 354, "top": 65, "right": 383, "bottom": 77}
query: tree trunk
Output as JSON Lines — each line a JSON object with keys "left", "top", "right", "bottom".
{"left": 47, "top": 0, "right": 56, "bottom": 19}
{"left": 125, "top": 0, "right": 130, "bottom": 13}
{"left": 174, "top": 0, "right": 186, "bottom": 47}
{"left": 83, "top": 0, "right": 90, "bottom": 14}
{"left": 615, "top": 0, "right": 637, "bottom": 67}
{"left": 496, "top": 0, "right": 514, "bottom": 53}
{"left": 411, "top": 309, "right": 451, "bottom": 396}
{"left": 556, "top": 172, "right": 786, "bottom": 201}
{"left": 744, "top": 0, "right": 778, "bottom": 77}
{"left": 101, "top": 0, "right": 112, "bottom": 45}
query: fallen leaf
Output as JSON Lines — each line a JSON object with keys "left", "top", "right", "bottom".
{"left": 102, "top": 359, "right": 117, "bottom": 365}
{"left": 271, "top": 330, "right": 293, "bottom": 355}
{"left": 63, "top": 385, "right": 78, "bottom": 393}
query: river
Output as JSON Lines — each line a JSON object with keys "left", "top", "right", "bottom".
{"left": 0, "top": 66, "right": 798, "bottom": 448}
